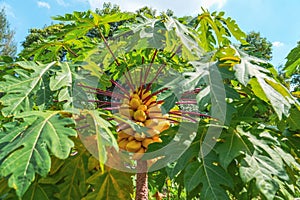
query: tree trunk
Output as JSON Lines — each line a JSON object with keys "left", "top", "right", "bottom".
{"left": 135, "top": 160, "right": 148, "bottom": 200}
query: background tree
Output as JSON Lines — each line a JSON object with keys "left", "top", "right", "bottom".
{"left": 0, "top": 8, "right": 16, "bottom": 57}
{"left": 241, "top": 31, "right": 273, "bottom": 60}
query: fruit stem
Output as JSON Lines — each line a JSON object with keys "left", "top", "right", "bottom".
{"left": 135, "top": 160, "right": 148, "bottom": 200}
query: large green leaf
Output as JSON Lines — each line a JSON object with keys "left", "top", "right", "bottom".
{"left": 216, "top": 128, "right": 252, "bottom": 169}
{"left": 0, "top": 111, "right": 76, "bottom": 197}
{"left": 234, "top": 51, "right": 299, "bottom": 119}
{"left": 22, "top": 177, "right": 58, "bottom": 200}
{"left": 184, "top": 152, "right": 233, "bottom": 199}
{"left": 0, "top": 61, "right": 56, "bottom": 117}
{"left": 82, "top": 168, "right": 133, "bottom": 200}
{"left": 238, "top": 127, "right": 290, "bottom": 199}
{"left": 40, "top": 150, "right": 90, "bottom": 200}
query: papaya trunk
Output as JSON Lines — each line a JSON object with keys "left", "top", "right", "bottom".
{"left": 135, "top": 160, "right": 148, "bottom": 200}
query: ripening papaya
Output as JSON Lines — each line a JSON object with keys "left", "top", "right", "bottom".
{"left": 145, "top": 128, "right": 160, "bottom": 137}
{"left": 154, "top": 121, "right": 170, "bottom": 132}
{"left": 134, "top": 110, "right": 147, "bottom": 122}
{"left": 132, "top": 94, "right": 140, "bottom": 100}
{"left": 144, "top": 119, "right": 159, "bottom": 128}
{"left": 142, "top": 138, "right": 154, "bottom": 148}
{"left": 118, "top": 139, "right": 129, "bottom": 150}
{"left": 134, "top": 132, "right": 146, "bottom": 141}
{"left": 119, "top": 106, "right": 134, "bottom": 118}
{"left": 118, "top": 131, "right": 130, "bottom": 140}
{"left": 132, "top": 147, "right": 146, "bottom": 160}
{"left": 128, "top": 136, "right": 135, "bottom": 141}
{"left": 130, "top": 98, "right": 141, "bottom": 110}
{"left": 152, "top": 136, "right": 162, "bottom": 143}
{"left": 126, "top": 140, "right": 142, "bottom": 152}
{"left": 121, "top": 127, "right": 135, "bottom": 136}
{"left": 138, "top": 104, "right": 147, "bottom": 111}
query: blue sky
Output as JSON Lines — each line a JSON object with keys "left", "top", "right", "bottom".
{"left": 1, "top": 0, "right": 300, "bottom": 67}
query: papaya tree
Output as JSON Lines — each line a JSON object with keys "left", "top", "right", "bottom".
{"left": 0, "top": 5, "right": 300, "bottom": 200}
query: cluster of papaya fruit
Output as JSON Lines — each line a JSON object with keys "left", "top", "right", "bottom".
{"left": 117, "top": 87, "right": 170, "bottom": 160}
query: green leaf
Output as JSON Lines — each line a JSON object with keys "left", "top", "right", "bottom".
{"left": 184, "top": 152, "right": 233, "bottom": 199}
{"left": 286, "top": 107, "right": 300, "bottom": 131}
{"left": 92, "top": 12, "right": 134, "bottom": 26}
{"left": 0, "top": 111, "right": 76, "bottom": 197}
{"left": 0, "top": 61, "right": 56, "bottom": 117}
{"left": 49, "top": 62, "right": 72, "bottom": 91}
{"left": 238, "top": 128, "right": 289, "bottom": 199}
{"left": 76, "top": 110, "right": 118, "bottom": 171}
{"left": 82, "top": 168, "right": 133, "bottom": 200}
{"left": 40, "top": 150, "right": 90, "bottom": 200}
{"left": 216, "top": 128, "right": 251, "bottom": 169}
{"left": 22, "top": 177, "right": 58, "bottom": 200}
{"left": 223, "top": 17, "right": 247, "bottom": 45}
{"left": 284, "top": 44, "right": 300, "bottom": 77}
{"left": 235, "top": 51, "right": 298, "bottom": 119}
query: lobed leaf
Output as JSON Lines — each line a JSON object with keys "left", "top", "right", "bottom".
{"left": 0, "top": 61, "right": 56, "bottom": 117}
{"left": 0, "top": 111, "right": 76, "bottom": 197}
{"left": 82, "top": 167, "right": 133, "bottom": 200}
{"left": 184, "top": 152, "right": 233, "bottom": 199}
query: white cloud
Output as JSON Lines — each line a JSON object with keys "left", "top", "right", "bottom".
{"left": 272, "top": 41, "right": 284, "bottom": 47}
{"left": 0, "top": 2, "right": 16, "bottom": 18}
{"left": 56, "top": 0, "right": 69, "bottom": 7}
{"left": 37, "top": 1, "right": 51, "bottom": 9}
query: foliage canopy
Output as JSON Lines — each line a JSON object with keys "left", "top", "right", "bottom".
{"left": 0, "top": 4, "right": 299, "bottom": 200}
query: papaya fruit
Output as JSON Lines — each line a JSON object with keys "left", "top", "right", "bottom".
{"left": 132, "top": 147, "right": 146, "bottom": 160}
{"left": 138, "top": 104, "right": 147, "bottom": 111}
{"left": 130, "top": 98, "right": 140, "bottom": 110}
{"left": 134, "top": 132, "right": 146, "bottom": 141}
{"left": 126, "top": 140, "right": 142, "bottom": 152}
{"left": 134, "top": 110, "right": 147, "bottom": 122}
{"left": 144, "top": 119, "right": 159, "bottom": 128}
{"left": 142, "top": 138, "right": 154, "bottom": 148}
{"left": 118, "top": 139, "right": 129, "bottom": 150}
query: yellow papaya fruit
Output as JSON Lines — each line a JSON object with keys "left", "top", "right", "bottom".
{"left": 154, "top": 121, "right": 170, "bottom": 132}
{"left": 128, "top": 136, "right": 135, "bottom": 141}
{"left": 117, "top": 131, "right": 130, "bottom": 140}
{"left": 121, "top": 127, "right": 135, "bottom": 136}
{"left": 130, "top": 98, "right": 141, "bottom": 110}
{"left": 134, "top": 132, "right": 146, "bottom": 141}
{"left": 132, "top": 147, "right": 146, "bottom": 160}
{"left": 152, "top": 136, "right": 162, "bottom": 143}
{"left": 146, "top": 128, "right": 160, "bottom": 137}
{"left": 119, "top": 106, "right": 134, "bottom": 118}
{"left": 138, "top": 104, "right": 147, "bottom": 111}
{"left": 126, "top": 140, "right": 142, "bottom": 152}
{"left": 118, "top": 139, "right": 129, "bottom": 150}
{"left": 132, "top": 94, "right": 140, "bottom": 100}
{"left": 135, "top": 122, "right": 145, "bottom": 127}
{"left": 134, "top": 110, "right": 147, "bottom": 122}
{"left": 142, "top": 138, "right": 154, "bottom": 148}
{"left": 144, "top": 119, "right": 159, "bottom": 128}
